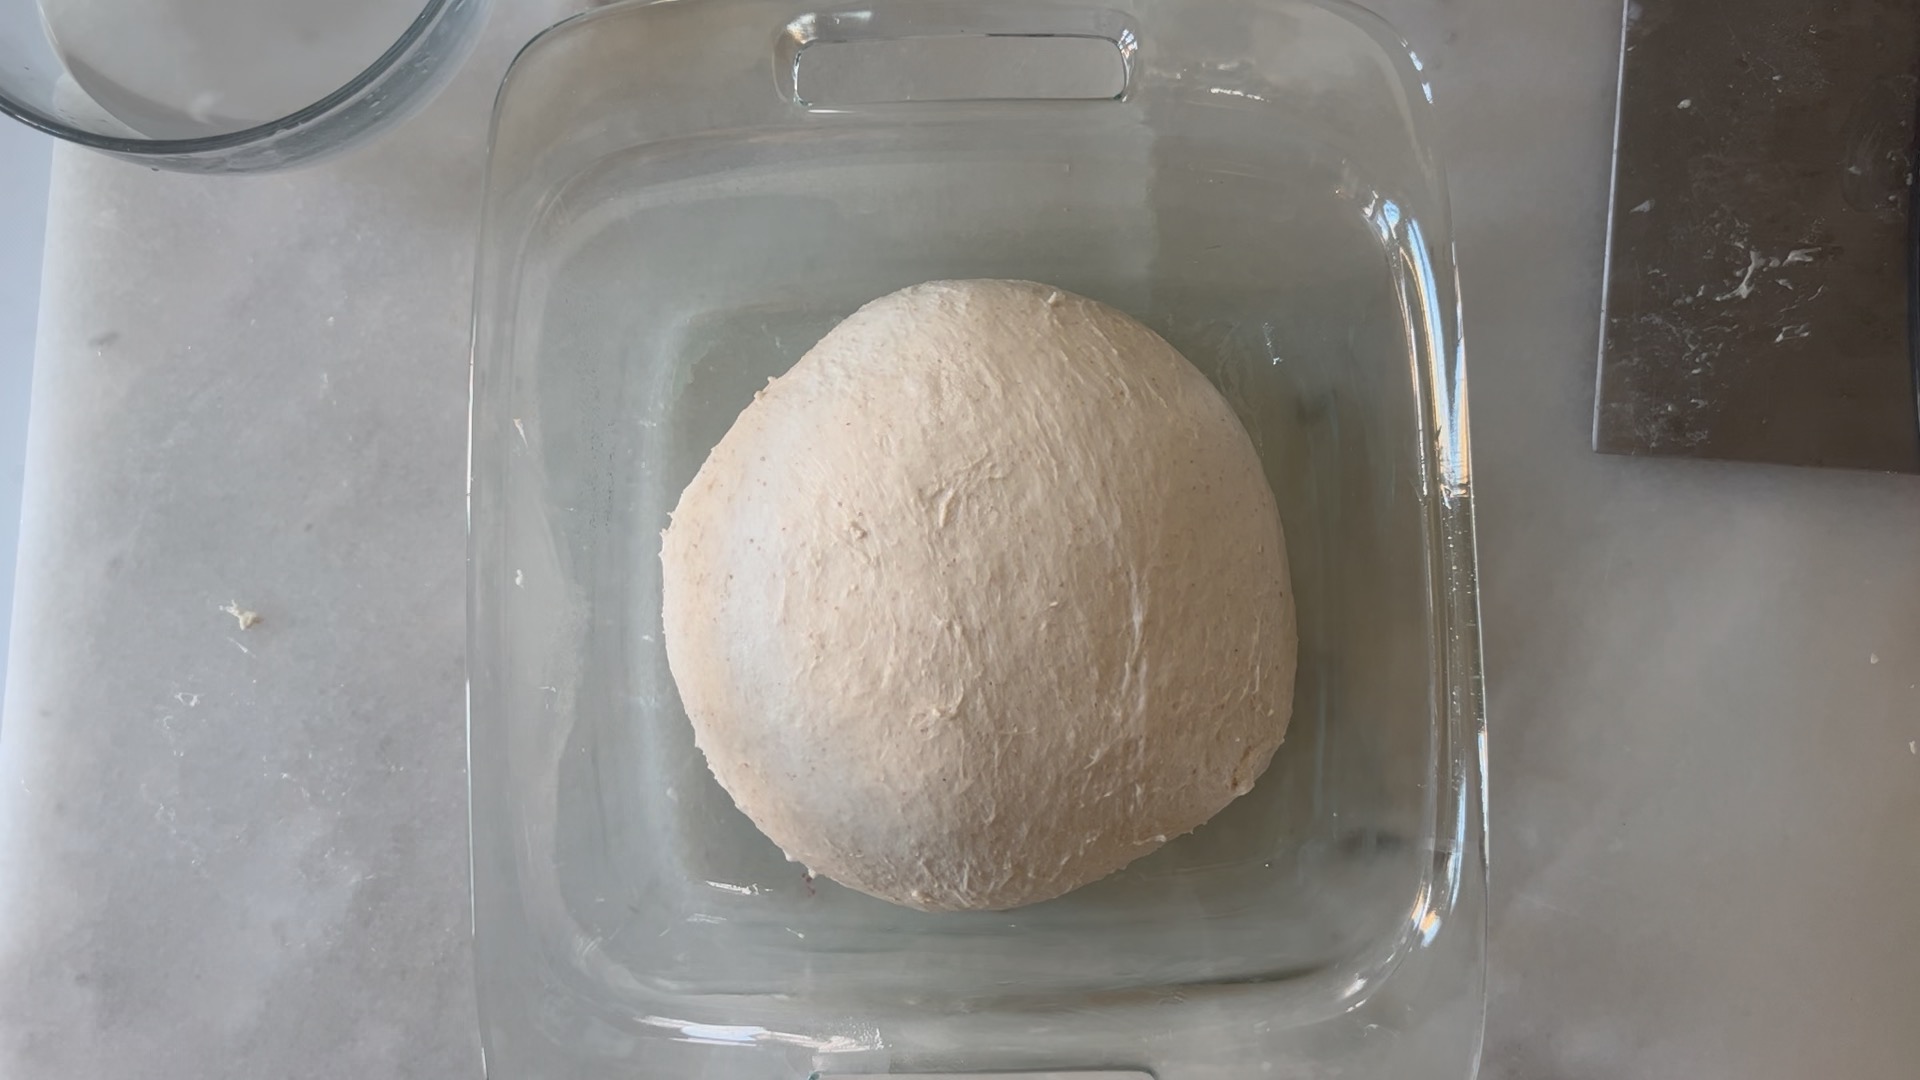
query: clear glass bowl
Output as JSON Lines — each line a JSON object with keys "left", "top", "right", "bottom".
{"left": 0, "top": 0, "right": 486, "bottom": 172}
{"left": 467, "top": 0, "right": 1486, "bottom": 1075}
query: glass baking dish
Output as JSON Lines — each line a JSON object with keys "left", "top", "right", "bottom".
{"left": 466, "top": 0, "right": 1486, "bottom": 1076}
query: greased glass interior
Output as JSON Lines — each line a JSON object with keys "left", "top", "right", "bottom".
{"left": 468, "top": 1, "right": 1485, "bottom": 1076}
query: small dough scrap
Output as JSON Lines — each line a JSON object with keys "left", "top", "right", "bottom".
{"left": 661, "top": 279, "right": 1296, "bottom": 912}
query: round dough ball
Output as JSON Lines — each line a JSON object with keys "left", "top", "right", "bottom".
{"left": 660, "top": 279, "right": 1296, "bottom": 912}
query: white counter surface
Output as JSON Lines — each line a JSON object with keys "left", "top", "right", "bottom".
{"left": 0, "top": 119, "right": 53, "bottom": 703}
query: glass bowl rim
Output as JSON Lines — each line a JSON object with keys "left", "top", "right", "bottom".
{"left": 0, "top": 0, "right": 459, "bottom": 157}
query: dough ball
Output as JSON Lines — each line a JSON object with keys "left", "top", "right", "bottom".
{"left": 660, "top": 280, "right": 1296, "bottom": 912}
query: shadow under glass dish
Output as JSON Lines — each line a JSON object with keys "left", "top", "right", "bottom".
{"left": 467, "top": 1, "right": 1485, "bottom": 1077}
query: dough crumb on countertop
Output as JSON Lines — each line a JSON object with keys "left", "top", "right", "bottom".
{"left": 220, "top": 601, "right": 261, "bottom": 631}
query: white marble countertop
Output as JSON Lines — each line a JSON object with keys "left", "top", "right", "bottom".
{"left": 0, "top": 120, "right": 52, "bottom": 702}
{"left": 2, "top": 1, "right": 1917, "bottom": 1077}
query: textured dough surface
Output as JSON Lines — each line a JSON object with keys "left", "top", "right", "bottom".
{"left": 660, "top": 280, "right": 1296, "bottom": 912}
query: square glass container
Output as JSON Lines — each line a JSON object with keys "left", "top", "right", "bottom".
{"left": 467, "top": 0, "right": 1486, "bottom": 1076}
